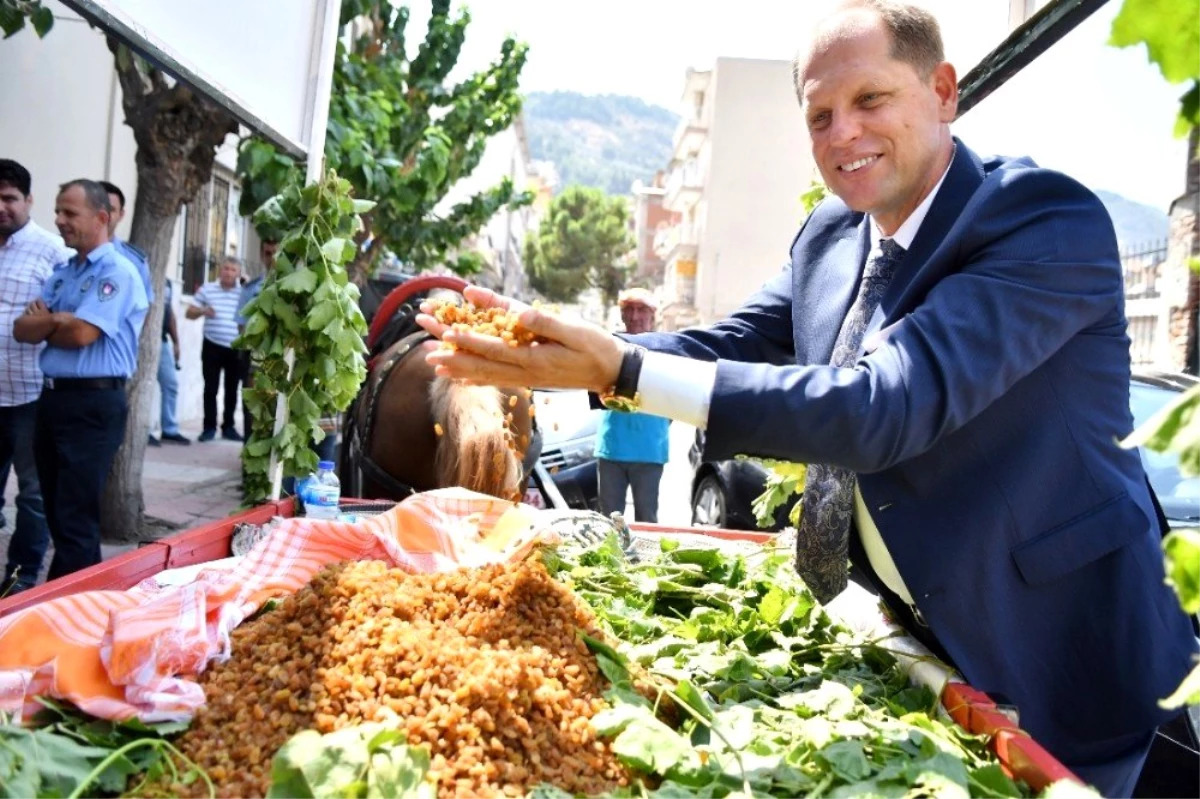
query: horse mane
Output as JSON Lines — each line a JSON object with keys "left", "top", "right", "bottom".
{"left": 429, "top": 376, "right": 521, "bottom": 500}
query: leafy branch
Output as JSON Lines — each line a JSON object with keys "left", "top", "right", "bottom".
{"left": 0, "top": 0, "right": 53, "bottom": 38}
{"left": 750, "top": 458, "right": 807, "bottom": 529}
{"left": 236, "top": 170, "right": 373, "bottom": 503}
{"left": 236, "top": 0, "right": 532, "bottom": 284}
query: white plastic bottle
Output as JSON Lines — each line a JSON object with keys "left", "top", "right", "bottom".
{"left": 303, "top": 460, "right": 341, "bottom": 520}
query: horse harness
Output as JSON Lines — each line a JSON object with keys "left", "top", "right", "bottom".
{"left": 343, "top": 305, "right": 543, "bottom": 501}
{"left": 344, "top": 329, "right": 430, "bottom": 501}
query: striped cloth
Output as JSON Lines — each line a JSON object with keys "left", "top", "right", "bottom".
{"left": 0, "top": 489, "right": 557, "bottom": 723}
{"left": 191, "top": 281, "right": 243, "bottom": 348}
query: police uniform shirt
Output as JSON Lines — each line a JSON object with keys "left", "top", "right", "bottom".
{"left": 236, "top": 275, "right": 264, "bottom": 328}
{"left": 112, "top": 237, "right": 153, "bottom": 305}
{"left": 40, "top": 242, "right": 149, "bottom": 379}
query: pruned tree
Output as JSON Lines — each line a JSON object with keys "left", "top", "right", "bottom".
{"left": 2, "top": 5, "right": 238, "bottom": 541}
{"left": 237, "top": 0, "right": 532, "bottom": 283}
{"left": 523, "top": 185, "right": 634, "bottom": 308}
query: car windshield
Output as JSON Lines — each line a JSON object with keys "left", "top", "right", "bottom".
{"left": 1130, "top": 382, "right": 1200, "bottom": 522}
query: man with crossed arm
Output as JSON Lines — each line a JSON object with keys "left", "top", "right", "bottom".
{"left": 14, "top": 179, "right": 147, "bottom": 579}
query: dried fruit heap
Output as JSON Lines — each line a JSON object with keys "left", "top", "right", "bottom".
{"left": 161, "top": 559, "right": 631, "bottom": 798}
{"left": 431, "top": 300, "right": 542, "bottom": 347}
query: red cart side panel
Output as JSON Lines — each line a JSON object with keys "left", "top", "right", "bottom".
{"left": 941, "top": 683, "right": 1082, "bottom": 791}
{"left": 163, "top": 500, "right": 294, "bottom": 569}
{"left": 0, "top": 543, "right": 169, "bottom": 618}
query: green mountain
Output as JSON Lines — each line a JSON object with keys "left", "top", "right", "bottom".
{"left": 1094, "top": 190, "right": 1169, "bottom": 250}
{"left": 522, "top": 91, "right": 678, "bottom": 195}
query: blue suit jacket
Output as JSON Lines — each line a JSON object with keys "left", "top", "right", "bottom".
{"left": 632, "top": 141, "right": 1196, "bottom": 761}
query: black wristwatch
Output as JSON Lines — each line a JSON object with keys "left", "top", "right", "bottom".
{"left": 600, "top": 343, "right": 646, "bottom": 412}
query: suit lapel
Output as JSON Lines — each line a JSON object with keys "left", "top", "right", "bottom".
{"left": 866, "top": 141, "right": 988, "bottom": 339}
{"left": 792, "top": 209, "right": 871, "bottom": 365}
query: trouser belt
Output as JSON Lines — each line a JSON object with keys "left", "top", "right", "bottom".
{"left": 43, "top": 377, "right": 127, "bottom": 391}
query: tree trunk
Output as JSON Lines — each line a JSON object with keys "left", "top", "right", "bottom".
{"left": 100, "top": 40, "right": 237, "bottom": 541}
{"left": 99, "top": 185, "right": 177, "bottom": 541}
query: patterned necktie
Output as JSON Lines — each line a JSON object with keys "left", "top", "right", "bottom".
{"left": 795, "top": 238, "right": 906, "bottom": 602}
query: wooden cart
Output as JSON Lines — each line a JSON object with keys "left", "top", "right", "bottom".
{"left": 0, "top": 499, "right": 1079, "bottom": 792}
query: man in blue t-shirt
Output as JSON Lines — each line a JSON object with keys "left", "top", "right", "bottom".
{"left": 594, "top": 288, "right": 670, "bottom": 522}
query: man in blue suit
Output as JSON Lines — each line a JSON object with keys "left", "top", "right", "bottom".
{"left": 417, "top": 1, "right": 1197, "bottom": 793}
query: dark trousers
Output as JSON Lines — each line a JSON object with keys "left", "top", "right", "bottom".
{"left": 201, "top": 339, "right": 241, "bottom": 433}
{"left": 597, "top": 459, "right": 664, "bottom": 523}
{"left": 34, "top": 387, "right": 126, "bottom": 580}
{"left": 1, "top": 401, "right": 49, "bottom": 589}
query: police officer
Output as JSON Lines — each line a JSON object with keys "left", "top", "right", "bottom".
{"left": 98, "top": 181, "right": 152, "bottom": 304}
{"left": 13, "top": 179, "right": 148, "bottom": 579}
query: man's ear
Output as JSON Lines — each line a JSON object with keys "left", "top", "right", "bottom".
{"left": 931, "top": 61, "right": 958, "bottom": 122}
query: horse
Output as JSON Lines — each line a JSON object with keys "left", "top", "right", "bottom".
{"left": 339, "top": 275, "right": 540, "bottom": 503}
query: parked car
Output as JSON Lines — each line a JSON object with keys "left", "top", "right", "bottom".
{"left": 525, "top": 389, "right": 602, "bottom": 512}
{"left": 691, "top": 370, "right": 1200, "bottom": 531}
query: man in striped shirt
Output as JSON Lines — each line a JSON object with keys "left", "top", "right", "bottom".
{"left": 0, "top": 160, "right": 72, "bottom": 594}
{"left": 186, "top": 257, "right": 244, "bottom": 442}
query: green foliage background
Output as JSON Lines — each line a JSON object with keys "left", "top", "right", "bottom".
{"left": 523, "top": 185, "right": 635, "bottom": 307}
{"left": 237, "top": 0, "right": 532, "bottom": 282}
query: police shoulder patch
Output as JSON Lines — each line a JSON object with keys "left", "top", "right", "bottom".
{"left": 98, "top": 279, "right": 120, "bottom": 302}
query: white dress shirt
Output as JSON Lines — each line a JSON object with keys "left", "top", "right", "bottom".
{"left": 636, "top": 158, "right": 954, "bottom": 603}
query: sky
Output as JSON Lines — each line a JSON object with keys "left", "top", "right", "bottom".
{"left": 406, "top": 0, "right": 1189, "bottom": 211}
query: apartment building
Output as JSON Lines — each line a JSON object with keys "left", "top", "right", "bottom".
{"left": 628, "top": 172, "right": 677, "bottom": 285}
{"left": 654, "top": 58, "right": 817, "bottom": 330}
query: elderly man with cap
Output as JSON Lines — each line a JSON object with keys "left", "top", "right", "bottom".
{"left": 593, "top": 288, "right": 671, "bottom": 523}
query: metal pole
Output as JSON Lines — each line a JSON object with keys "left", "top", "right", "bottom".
{"left": 956, "top": 0, "right": 1110, "bottom": 119}
{"left": 268, "top": 0, "right": 342, "bottom": 501}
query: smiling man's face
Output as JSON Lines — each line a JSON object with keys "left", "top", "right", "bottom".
{"left": 799, "top": 9, "right": 956, "bottom": 234}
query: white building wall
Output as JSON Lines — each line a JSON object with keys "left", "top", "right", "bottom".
{"left": 695, "top": 58, "right": 814, "bottom": 323}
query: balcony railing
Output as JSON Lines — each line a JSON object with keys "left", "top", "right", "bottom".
{"left": 672, "top": 117, "right": 708, "bottom": 160}
{"left": 653, "top": 222, "right": 698, "bottom": 260}
{"left": 664, "top": 159, "right": 704, "bottom": 211}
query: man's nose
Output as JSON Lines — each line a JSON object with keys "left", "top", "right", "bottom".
{"left": 827, "top": 110, "right": 862, "bottom": 148}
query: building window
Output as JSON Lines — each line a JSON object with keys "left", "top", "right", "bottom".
{"left": 180, "top": 174, "right": 233, "bottom": 294}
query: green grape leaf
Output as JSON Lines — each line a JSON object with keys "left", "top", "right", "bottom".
{"left": 1109, "top": 0, "right": 1200, "bottom": 84}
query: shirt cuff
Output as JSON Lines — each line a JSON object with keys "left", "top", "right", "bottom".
{"left": 636, "top": 350, "right": 716, "bottom": 429}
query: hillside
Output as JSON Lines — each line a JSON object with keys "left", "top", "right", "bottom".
{"left": 1094, "top": 190, "right": 1170, "bottom": 250}
{"left": 522, "top": 91, "right": 677, "bottom": 195}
